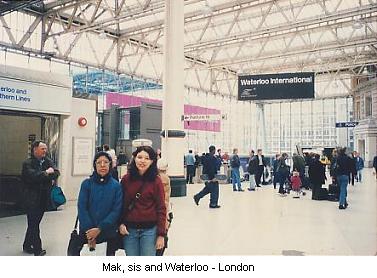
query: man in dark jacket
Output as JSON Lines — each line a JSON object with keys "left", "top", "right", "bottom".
{"left": 22, "top": 140, "right": 60, "bottom": 256}
{"left": 255, "top": 149, "right": 266, "bottom": 187}
{"left": 193, "top": 145, "right": 221, "bottom": 208}
{"left": 308, "top": 154, "right": 326, "bottom": 200}
{"left": 230, "top": 148, "right": 244, "bottom": 191}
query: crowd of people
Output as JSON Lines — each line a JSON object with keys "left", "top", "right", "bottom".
{"left": 21, "top": 140, "right": 374, "bottom": 256}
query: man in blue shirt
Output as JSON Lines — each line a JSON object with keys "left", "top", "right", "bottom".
{"left": 185, "top": 150, "right": 196, "bottom": 184}
{"left": 193, "top": 146, "right": 221, "bottom": 208}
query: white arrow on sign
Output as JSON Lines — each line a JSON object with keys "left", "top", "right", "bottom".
{"left": 182, "top": 114, "right": 222, "bottom": 121}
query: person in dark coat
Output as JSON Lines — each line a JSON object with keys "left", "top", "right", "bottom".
{"left": 336, "top": 147, "right": 353, "bottom": 209}
{"left": 247, "top": 150, "right": 258, "bottom": 191}
{"left": 272, "top": 153, "right": 281, "bottom": 189}
{"left": 277, "top": 153, "right": 290, "bottom": 195}
{"left": 349, "top": 151, "right": 357, "bottom": 186}
{"left": 76, "top": 151, "right": 123, "bottom": 256}
{"left": 22, "top": 140, "right": 60, "bottom": 256}
{"left": 193, "top": 145, "right": 221, "bottom": 208}
{"left": 308, "top": 154, "right": 326, "bottom": 200}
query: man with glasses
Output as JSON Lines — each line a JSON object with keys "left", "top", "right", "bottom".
{"left": 22, "top": 140, "right": 60, "bottom": 256}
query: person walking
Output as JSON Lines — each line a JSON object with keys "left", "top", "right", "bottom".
{"left": 22, "top": 140, "right": 60, "bottom": 256}
{"left": 119, "top": 146, "right": 166, "bottom": 256}
{"left": 193, "top": 145, "right": 221, "bottom": 208}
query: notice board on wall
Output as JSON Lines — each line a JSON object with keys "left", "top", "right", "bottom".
{"left": 72, "top": 137, "right": 93, "bottom": 176}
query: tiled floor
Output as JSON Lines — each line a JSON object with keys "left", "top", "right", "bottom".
{"left": 1, "top": 169, "right": 376, "bottom": 256}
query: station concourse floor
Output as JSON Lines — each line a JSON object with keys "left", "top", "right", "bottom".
{"left": 0, "top": 169, "right": 376, "bottom": 256}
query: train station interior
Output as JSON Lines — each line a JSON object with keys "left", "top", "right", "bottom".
{"left": 0, "top": 0, "right": 376, "bottom": 256}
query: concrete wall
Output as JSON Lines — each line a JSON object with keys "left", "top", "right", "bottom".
{"left": 59, "top": 98, "right": 96, "bottom": 201}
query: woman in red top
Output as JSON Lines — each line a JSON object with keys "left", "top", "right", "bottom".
{"left": 119, "top": 146, "right": 166, "bottom": 256}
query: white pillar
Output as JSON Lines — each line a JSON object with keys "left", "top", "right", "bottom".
{"left": 161, "top": 0, "right": 186, "bottom": 196}
{"left": 256, "top": 103, "right": 266, "bottom": 151}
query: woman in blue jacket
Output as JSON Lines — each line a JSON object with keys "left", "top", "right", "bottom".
{"left": 75, "top": 151, "right": 123, "bottom": 255}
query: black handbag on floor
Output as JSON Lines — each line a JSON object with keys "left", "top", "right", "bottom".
{"left": 67, "top": 216, "right": 82, "bottom": 256}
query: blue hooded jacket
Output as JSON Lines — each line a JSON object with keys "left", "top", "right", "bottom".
{"left": 78, "top": 171, "right": 123, "bottom": 237}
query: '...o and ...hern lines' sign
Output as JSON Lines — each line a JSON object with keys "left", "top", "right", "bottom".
{"left": 238, "top": 72, "right": 315, "bottom": 101}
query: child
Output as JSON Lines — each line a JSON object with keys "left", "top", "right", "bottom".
{"left": 290, "top": 170, "right": 302, "bottom": 198}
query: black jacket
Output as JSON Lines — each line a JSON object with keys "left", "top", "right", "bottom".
{"left": 230, "top": 154, "right": 240, "bottom": 168}
{"left": 202, "top": 153, "right": 218, "bottom": 180}
{"left": 21, "top": 156, "right": 60, "bottom": 210}
{"left": 247, "top": 156, "right": 258, "bottom": 175}
{"left": 335, "top": 154, "right": 353, "bottom": 176}
{"left": 308, "top": 159, "right": 326, "bottom": 184}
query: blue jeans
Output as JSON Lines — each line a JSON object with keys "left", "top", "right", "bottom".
{"left": 337, "top": 175, "right": 349, "bottom": 206}
{"left": 231, "top": 168, "right": 242, "bottom": 190}
{"left": 195, "top": 181, "right": 219, "bottom": 206}
{"left": 357, "top": 170, "right": 362, "bottom": 182}
{"left": 123, "top": 226, "right": 157, "bottom": 256}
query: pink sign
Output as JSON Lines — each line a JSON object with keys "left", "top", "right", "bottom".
{"left": 106, "top": 93, "right": 221, "bottom": 132}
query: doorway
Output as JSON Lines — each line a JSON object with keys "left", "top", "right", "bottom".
{"left": 0, "top": 110, "right": 60, "bottom": 217}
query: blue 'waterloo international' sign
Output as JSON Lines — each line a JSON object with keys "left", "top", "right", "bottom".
{"left": 335, "top": 122, "right": 359, "bottom": 128}
{"left": 238, "top": 72, "right": 315, "bottom": 101}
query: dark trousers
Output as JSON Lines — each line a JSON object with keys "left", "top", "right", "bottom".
{"left": 24, "top": 207, "right": 45, "bottom": 252}
{"left": 195, "top": 181, "right": 219, "bottom": 206}
{"left": 349, "top": 172, "right": 355, "bottom": 185}
{"left": 255, "top": 166, "right": 264, "bottom": 186}
{"left": 311, "top": 182, "right": 322, "bottom": 200}
{"left": 278, "top": 172, "right": 289, "bottom": 194}
{"left": 186, "top": 165, "right": 195, "bottom": 184}
{"left": 72, "top": 232, "right": 119, "bottom": 256}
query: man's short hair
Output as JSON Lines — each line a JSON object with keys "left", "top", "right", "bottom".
{"left": 31, "top": 140, "right": 44, "bottom": 150}
{"left": 189, "top": 150, "right": 193, "bottom": 153}
{"left": 209, "top": 145, "right": 216, "bottom": 152}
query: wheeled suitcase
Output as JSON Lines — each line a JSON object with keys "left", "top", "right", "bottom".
{"left": 318, "top": 188, "right": 328, "bottom": 200}
{"left": 328, "top": 183, "right": 339, "bottom": 195}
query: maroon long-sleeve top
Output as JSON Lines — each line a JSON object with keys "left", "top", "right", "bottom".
{"left": 120, "top": 173, "right": 166, "bottom": 236}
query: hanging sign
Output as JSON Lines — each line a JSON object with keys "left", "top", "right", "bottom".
{"left": 238, "top": 72, "right": 315, "bottom": 101}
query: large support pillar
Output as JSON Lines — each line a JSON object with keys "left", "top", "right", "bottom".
{"left": 256, "top": 103, "right": 266, "bottom": 151}
{"left": 161, "top": 0, "right": 186, "bottom": 197}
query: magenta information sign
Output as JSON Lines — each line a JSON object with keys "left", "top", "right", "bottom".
{"left": 106, "top": 93, "right": 221, "bottom": 132}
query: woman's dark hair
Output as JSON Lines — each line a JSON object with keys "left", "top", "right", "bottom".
{"left": 93, "top": 151, "right": 112, "bottom": 171}
{"left": 128, "top": 146, "right": 158, "bottom": 181}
